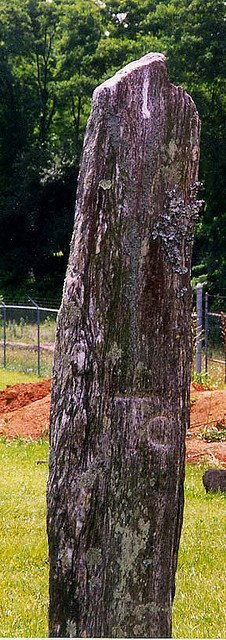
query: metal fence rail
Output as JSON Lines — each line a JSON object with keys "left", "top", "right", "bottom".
{"left": 195, "top": 286, "right": 226, "bottom": 383}
{"left": 0, "top": 287, "right": 225, "bottom": 380}
{"left": 0, "top": 299, "right": 59, "bottom": 377}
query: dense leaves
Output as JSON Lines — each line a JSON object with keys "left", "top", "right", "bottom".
{"left": 0, "top": 0, "right": 225, "bottom": 303}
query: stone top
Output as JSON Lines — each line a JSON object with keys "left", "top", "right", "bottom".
{"left": 93, "top": 52, "right": 166, "bottom": 99}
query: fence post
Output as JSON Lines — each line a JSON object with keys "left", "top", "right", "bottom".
{"left": 196, "top": 283, "right": 203, "bottom": 374}
{"left": 0, "top": 301, "right": 7, "bottom": 368}
{"left": 204, "top": 291, "right": 208, "bottom": 375}
{"left": 28, "top": 297, "right": 40, "bottom": 376}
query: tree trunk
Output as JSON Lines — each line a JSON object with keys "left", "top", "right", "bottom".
{"left": 47, "top": 53, "right": 201, "bottom": 638}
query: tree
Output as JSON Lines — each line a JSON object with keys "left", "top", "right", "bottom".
{"left": 98, "top": 0, "right": 226, "bottom": 302}
{"left": 0, "top": 0, "right": 103, "bottom": 299}
{"left": 0, "top": 0, "right": 225, "bottom": 301}
{"left": 0, "top": 0, "right": 33, "bottom": 180}
{"left": 57, "top": 0, "right": 103, "bottom": 156}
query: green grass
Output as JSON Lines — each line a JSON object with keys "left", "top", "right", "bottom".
{"left": 1, "top": 316, "right": 56, "bottom": 345}
{"left": 0, "top": 316, "right": 56, "bottom": 377}
{"left": 0, "top": 441, "right": 225, "bottom": 638}
{"left": 0, "top": 345, "right": 53, "bottom": 378}
{"left": 173, "top": 465, "right": 226, "bottom": 638}
{"left": 0, "top": 438, "right": 49, "bottom": 637}
{"left": 191, "top": 351, "right": 226, "bottom": 389}
{"left": 0, "top": 369, "right": 45, "bottom": 390}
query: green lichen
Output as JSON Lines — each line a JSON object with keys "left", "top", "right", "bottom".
{"left": 86, "top": 547, "right": 102, "bottom": 568}
{"left": 168, "top": 139, "right": 178, "bottom": 161}
{"left": 107, "top": 342, "right": 122, "bottom": 365}
{"left": 99, "top": 179, "right": 112, "bottom": 190}
{"left": 113, "top": 517, "right": 150, "bottom": 606}
{"left": 77, "top": 466, "right": 97, "bottom": 490}
{"left": 64, "top": 301, "right": 81, "bottom": 323}
{"left": 112, "top": 625, "right": 125, "bottom": 637}
{"left": 76, "top": 452, "right": 108, "bottom": 490}
{"left": 66, "top": 620, "right": 77, "bottom": 638}
{"left": 151, "top": 183, "right": 203, "bottom": 275}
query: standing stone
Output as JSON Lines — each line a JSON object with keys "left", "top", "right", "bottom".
{"left": 47, "top": 53, "right": 201, "bottom": 638}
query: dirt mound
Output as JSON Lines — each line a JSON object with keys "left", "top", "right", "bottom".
{"left": 0, "top": 379, "right": 51, "bottom": 414}
{"left": 186, "top": 438, "right": 226, "bottom": 465}
{"left": 0, "top": 395, "right": 51, "bottom": 440}
{"left": 190, "top": 387, "right": 226, "bottom": 433}
{"left": 0, "top": 379, "right": 225, "bottom": 464}
{"left": 187, "top": 387, "right": 226, "bottom": 464}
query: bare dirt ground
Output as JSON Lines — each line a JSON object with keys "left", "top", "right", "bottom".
{"left": 0, "top": 378, "right": 225, "bottom": 464}
{"left": 187, "top": 383, "right": 226, "bottom": 464}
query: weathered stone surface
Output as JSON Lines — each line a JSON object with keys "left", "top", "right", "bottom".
{"left": 203, "top": 468, "right": 226, "bottom": 493}
{"left": 47, "top": 53, "right": 201, "bottom": 638}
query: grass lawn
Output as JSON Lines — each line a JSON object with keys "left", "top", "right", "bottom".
{"left": 173, "top": 465, "right": 226, "bottom": 638}
{"left": 0, "top": 439, "right": 225, "bottom": 638}
{"left": 0, "top": 369, "right": 45, "bottom": 390}
{"left": 0, "top": 439, "right": 49, "bottom": 637}
{"left": 0, "top": 315, "right": 56, "bottom": 378}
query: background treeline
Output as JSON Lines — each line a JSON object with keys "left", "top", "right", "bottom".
{"left": 0, "top": 0, "right": 225, "bottom": 306}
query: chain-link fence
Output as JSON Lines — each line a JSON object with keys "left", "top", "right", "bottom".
{"left": 0, "top": 299, "right": 59, "bottom": 377}
{"left": 195, "top": 287, "right": 226, "bottom": 384}
{"left": 1, "top": 289, "right": 225, "bottom": 382}
{"left": 205, "top": 303, "right": 226, "bottom": 384}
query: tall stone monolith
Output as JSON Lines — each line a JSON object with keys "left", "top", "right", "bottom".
{"left": 47, "top": 53, "right": 201, "bottom": 638}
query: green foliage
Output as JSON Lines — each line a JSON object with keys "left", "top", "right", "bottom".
{"left": 0, "top": 0, "right": 225, "bottom": 299}
{"left": 0, "top": 0, "right": 102, "bottom": 299}
{"left": 191, "top": 370, "right": 211, "bottom": 388}
{"left": 201, "top": 423, "right": 226, "bottom": 442}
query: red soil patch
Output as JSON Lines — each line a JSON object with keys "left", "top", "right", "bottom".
{"left": 0, "top": 379, "right": 51, "bottom": 440}
{"left": 0, "top": 379, "right": 51, "bottom": 413}
{"left": 190, "top": 384, "right": 226, "bottom": 432}
{"left": 0, "top": 378, "right": 225, "bottom": 464}
{"left": 187, "top": 385, "right": 226, "bottom": 465}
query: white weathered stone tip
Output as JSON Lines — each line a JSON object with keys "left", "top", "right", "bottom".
{"left": 93, "top": 52, "right": 166, "bottom": 99}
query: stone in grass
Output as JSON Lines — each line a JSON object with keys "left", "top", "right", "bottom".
{"left": 203, "top": 468, "right": 226, "bottom": 493}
